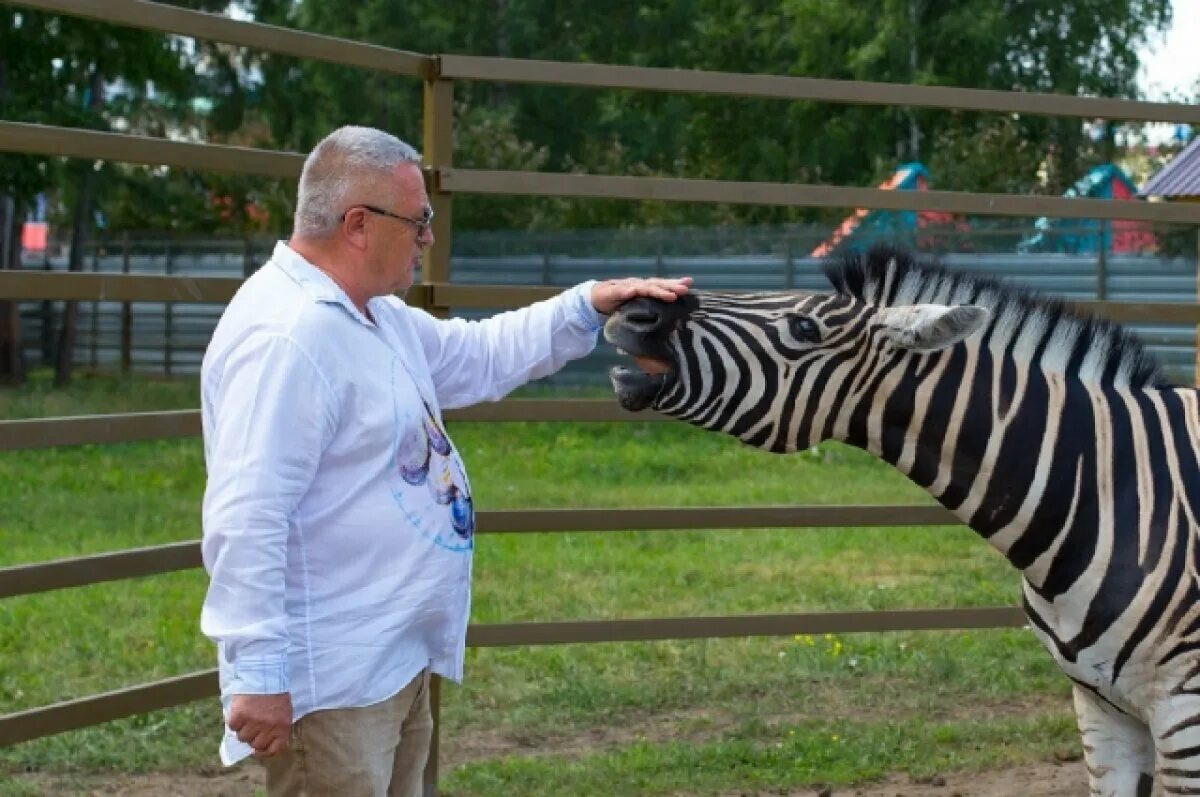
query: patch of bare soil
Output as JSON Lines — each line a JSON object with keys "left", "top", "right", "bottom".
{"left": 745, "top": 760, "right": 1087, "bottom": 796}
{"left": 7, "top": 694, "right": 1084, "bottom": 796}
{"left": 444, "top": 692, "right": 1076, "bottom": 767}
{"left": 9, "top": 760, "right": 1091, "bottom": 797}
{"left": 8, "top": 769, "right": 263, "bottom": 797}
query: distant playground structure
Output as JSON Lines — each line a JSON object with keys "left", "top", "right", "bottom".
{"left": 812, "top": 136, "right": 1200, "bottom": 257}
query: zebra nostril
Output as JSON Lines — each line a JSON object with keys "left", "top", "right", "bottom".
{"left": 625, "top": 309, "right": 661, "bottom": 328}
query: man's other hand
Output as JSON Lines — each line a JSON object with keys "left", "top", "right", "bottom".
{"left": 229, "top": 692, "right": 293, "bottom": 758}
{"left": 591, "top": 277, "right": 693, "bottom": 316}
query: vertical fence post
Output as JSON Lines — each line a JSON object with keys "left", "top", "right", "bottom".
{"left": 422, "top": 66, "right": 454, "bottom": 319}
{"left": 40, "top": 246, "right": 52, "bottom": 365}
{"left": 421, "top": 62, "right": 454, "bottom": 796}
{"left": 784, "top": 237, "right": 795, "bottom": 289}
{"left": 121, "top": 232, "right": 132, "bottom": 374}
{"left": 541, "top": 236, "right": 552, "bottom": 286}
{"left": 1097, "top": 220, "right": 1109, "bottom": 301}
{"left": 164, "top": 236, "right": 173, "bottom": 377}
{"left": 422, "top": 674, "right": 442, "bottom": 797}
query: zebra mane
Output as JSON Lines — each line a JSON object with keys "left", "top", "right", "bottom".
{"left": 823, "top": 244, "right": 1169, "bottom": 389}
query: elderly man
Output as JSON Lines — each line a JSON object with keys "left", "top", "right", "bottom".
{"left": 199, "top": 125, "right": 691, "bottom": 796}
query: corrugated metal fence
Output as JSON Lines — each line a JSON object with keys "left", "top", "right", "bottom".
{"left": 18, "top": 230, "right": 1200, "bottom": 384}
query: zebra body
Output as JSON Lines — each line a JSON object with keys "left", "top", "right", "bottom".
{"left": 604, "top": 245, "right": 1200, "bottom": 796}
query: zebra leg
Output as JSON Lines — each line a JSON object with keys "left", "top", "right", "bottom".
{"left": 1073, "top": 685, "right": 1155, "bottom": 797}
{"left": 1153, "top": 695, "right": 1200, "bottom": 795}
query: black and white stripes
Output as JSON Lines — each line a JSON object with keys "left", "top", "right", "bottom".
{"left": 609, "top": 244, "right": 1200, "bottom": 795}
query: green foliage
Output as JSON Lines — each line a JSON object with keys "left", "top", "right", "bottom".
{"left": 0, "top": 6, "right": 195, "bottom": 200}
{"left": 240, "top": 0, "right": 1172, "bottom": 231}
{"left": 0, "top": 1, "right": 276, "bottom": 235}
{"left": 1, "top": 1, "right": 1176, "bottom": 234}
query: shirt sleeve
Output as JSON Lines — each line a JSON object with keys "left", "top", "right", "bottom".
{"left": 199, "top": 333, "right": 337, "bottom": 694}
{"left": 404, "top": 280, "right": 607, "bottom": 409}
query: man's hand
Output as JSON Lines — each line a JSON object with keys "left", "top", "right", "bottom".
{"left": 591, "top": 277, "right": 693, "bottom": 316}
{"left": 229, "top": 693, "right": 293, "bottom": 758}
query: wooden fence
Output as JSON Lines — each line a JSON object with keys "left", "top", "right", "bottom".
{"left": 2, "top": 1, "right": 1200, "bottom": 793}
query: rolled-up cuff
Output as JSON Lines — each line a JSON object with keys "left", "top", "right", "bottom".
{"left": 570, "top": 280, "right": 607, "bottom": 333}
{"left": 226, "top": 654, "right": 289, "bottom": 694}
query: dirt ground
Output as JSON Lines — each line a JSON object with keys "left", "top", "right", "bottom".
{"left": 8, "top": 696, "right": 1089, "bottom": 796}
{"left": 836, "top": 762, "right": 1087, "bottom": 796}
{"left": 9, "top": 759, "right": 1089, "bottom": 797}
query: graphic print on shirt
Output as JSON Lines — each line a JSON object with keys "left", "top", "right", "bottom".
{"left": 390, "top": 365, "right": 475, "bottom": 552}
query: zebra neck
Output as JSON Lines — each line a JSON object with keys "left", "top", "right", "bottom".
{"left": 849, "top": 347, "right": 1136, "bottom": 591}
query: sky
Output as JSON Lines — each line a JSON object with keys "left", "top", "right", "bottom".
{"left": 1139, "top": 0, "right": 1200, "bottom": 100}
{"left": 1137, "top": 0, "right": 1199, "bottom": 145}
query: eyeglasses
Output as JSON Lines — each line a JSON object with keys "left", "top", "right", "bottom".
{"left": 343, "top": 204, "right": 434, "bottom": 238}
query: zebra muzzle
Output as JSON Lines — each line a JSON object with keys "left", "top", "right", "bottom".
{"left": 608, "top": 365, "right": 671, "bottom": 411}
{"left": 620, "top": 351, "right": 672, "bottom": 376}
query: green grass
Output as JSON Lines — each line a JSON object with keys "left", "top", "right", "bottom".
{"left": 0, "top": 371, "right": 1077, "bottom": 795}
{"left": 444, "top": 713, "right": 1079, "bottom": 796}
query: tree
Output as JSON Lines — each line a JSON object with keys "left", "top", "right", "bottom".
{"left": 245, "top": 0, "right": 1170, "bottom": 233}
{"left": 0, "top": 2, "right": 242, "bottom": 384}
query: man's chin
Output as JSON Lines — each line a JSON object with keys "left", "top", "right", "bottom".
{"left": 396, "top": 274, "right": 418, "bottom": 298}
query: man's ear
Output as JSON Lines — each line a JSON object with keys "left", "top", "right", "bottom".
{"left": 876, "top": 304, "right": 990, "bottom": 352}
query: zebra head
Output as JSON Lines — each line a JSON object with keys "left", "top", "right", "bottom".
{"left": 604, "top": 246, "right": 990, "bottom": 452}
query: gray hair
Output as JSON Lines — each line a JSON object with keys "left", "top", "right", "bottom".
{"left": 293, "top": 126, "right": 422, "bottom": 238}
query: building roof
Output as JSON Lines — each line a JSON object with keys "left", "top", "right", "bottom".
{"left": 1142, "top": 137, "right": 1200, "bottom": 198}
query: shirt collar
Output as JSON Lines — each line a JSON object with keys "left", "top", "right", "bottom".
{"left": 270, "top": 241, "right": 378, "bottom": 327}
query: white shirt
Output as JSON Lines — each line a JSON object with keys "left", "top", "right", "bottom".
{"left": 200, "top": 242, "right": 603, "bottom": 763}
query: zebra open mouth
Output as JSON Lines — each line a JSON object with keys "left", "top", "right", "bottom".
{"left": 607, "top": 357, "right": 674, "bottom": 412}
{"left": 603, "top": 301, "right": 680, "bottom": 412}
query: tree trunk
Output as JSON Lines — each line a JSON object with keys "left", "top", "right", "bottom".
{"left": 0, "top": 48, "right": 24, "bottom": 387}
{"left": 54, "top": 64, "right": 104, "bottom": 387}
{"left": 0, "top": 193, "right": 25, "bottom": 386}
{"left": 53, "top": 165, "right": 94, "bottom": 387}
{"left": 491, "top": 0, "right": 509, "bottom": 107}
{"left": 906, "top": 0, "right": 922, "bottom": 161}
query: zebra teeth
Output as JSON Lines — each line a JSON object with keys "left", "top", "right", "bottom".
{"left": 633, "top": 356, "right": 672, "bottom": 375}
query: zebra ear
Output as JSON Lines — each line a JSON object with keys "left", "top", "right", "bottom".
{"left": 876, "top": 304, "right": 990, "bottom": 352}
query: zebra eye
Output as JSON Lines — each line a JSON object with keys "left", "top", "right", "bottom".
{"left": 788, "top": 315, "right": 821, "bottom": 343}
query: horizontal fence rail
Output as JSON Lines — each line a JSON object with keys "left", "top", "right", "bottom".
{"left": 0, "top": 401, "right": 678, "bottom": 450}
{"left": 1, "top": 410, "right": 202, "bottom": 449}
{"left": 0, "top": 541, "right": 202, "bottom": 599}
{"left": 0, "top": 606, "right": 1026, "bottom": 747}
{"left": 4, "top": 272, "right": 1200, "bottom": 320}
{"left": 0, "top": 122, "right": 305, "bottom": 179}
{"left": 439, "top": 168, "right": 1200, "bottom": 224}
{"left": 0, "top": 505, "right": 960, "bottom": 599}
{"left": 6, "top": 0, "right": 432, "bottom": 77}
{"left": 0, "top": 671, "right": 218, "bottom": 749}
{"left": 7, "top": 0, "right": 1199, "bottom": 124}
{"left": 0, "top": 271, "right": 559, "bottom": 308}
{"left": 465, "top": 607, "right": 1030, "bottom": 647}
{"left": 0, "top": 270, "right": 246, "bottom": 302}
{"left": 437, "top": 55, "right": 1200, "bottom": 124}
{"left": 6, "top": 125, "right": 1200, "bottom": 225}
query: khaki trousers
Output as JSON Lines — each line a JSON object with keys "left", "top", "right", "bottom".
{"left": 264, "top": 668, "right": 433, "bottom": 797}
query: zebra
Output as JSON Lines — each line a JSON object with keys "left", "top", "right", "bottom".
{"left": 603, "top": 244, "right": 1200, "bottom": 797}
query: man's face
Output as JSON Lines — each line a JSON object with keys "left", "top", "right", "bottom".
{"left": 366, "top": 162, "right": 434, "bottom": 295}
